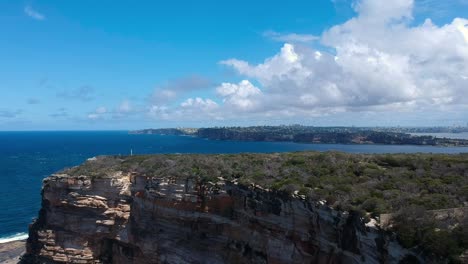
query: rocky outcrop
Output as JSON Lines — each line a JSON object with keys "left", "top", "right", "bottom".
{"left": 0, "top": 240, "right": 26, "bottom": 264}
{"left": 22, "top": 158, "right": 415, "bottom": 264}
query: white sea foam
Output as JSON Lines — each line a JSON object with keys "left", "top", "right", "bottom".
{"left": 0, "top": 232, "right": 28, "bottom": 244}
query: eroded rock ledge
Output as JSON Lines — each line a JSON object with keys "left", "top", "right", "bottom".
{"left": 21, "top": 154, "right": 424, "bottom": 263}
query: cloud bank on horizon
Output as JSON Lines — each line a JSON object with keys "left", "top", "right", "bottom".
{"left": 125, "top": 0, "right": 467, "bottom": 124}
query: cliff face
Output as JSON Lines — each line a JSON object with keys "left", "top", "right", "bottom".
{"left": 22, "top": 160, "right": 415, "bottom": 264}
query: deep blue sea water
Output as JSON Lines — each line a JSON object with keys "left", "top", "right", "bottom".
{"left": 1, "top": 131, "right": 468, "bottom": 243}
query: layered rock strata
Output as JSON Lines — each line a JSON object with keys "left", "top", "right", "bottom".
{"left": 22, "top": 159, "right": 415, "bottom": 263}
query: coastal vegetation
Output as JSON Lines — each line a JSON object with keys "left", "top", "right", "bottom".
{"left": 65, "top": 151, "right": 468, "bottom": 262}
{"left": 130, "top": 126, "right": 468, "bottom": 146}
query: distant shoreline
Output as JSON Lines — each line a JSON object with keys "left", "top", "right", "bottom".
{"left": 130, "top": 126, "right": 468, "bottom": 147}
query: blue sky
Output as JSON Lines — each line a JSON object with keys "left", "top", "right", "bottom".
{"left": 1, "top": 0, "right": 468, "bottom": 130}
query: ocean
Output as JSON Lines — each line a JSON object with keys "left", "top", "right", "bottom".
{"left": 1, "top": 130, "right": 468, "bottom": 242}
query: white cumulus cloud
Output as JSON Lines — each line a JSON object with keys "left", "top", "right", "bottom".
{"left": 216, "top": 80, "right": 262, "bottom": 111}
{"left": 220, "top": 0, "right": 468, "bottom": 118}
{"left": 119, "top": 0, "right": 468, "bottom": 125}
{"left": 180, "top": 97, "right": 218, "bottom": 110}
{"left": 24, "top": 5, "right": 45, "bottom": 21}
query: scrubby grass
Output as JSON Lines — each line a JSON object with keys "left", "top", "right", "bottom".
{"left": 63, "top": 152, "right": 468, "bottom": 213}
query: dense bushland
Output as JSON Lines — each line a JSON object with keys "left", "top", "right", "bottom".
{"left": 64, "top": 151, "right": 468, "bottom": 261}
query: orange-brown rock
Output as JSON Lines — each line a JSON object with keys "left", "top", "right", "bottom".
{"left": 22, "top": 159, "right": 416, "bottom": 264}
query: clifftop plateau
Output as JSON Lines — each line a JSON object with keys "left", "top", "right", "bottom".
{"left": 22, "top": 152, "right": 468, "bottom": 263}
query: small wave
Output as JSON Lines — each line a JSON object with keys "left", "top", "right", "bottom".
{"left": 0, "top": 232, "right": 28, "bottom": 244}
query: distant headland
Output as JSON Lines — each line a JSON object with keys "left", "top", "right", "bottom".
{"left": 129, "top": 125, "right": 468, "bottom": 147}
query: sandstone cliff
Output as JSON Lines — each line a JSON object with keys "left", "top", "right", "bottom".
{"left": 21, "top": 154, "right": 424, "bottom": 263}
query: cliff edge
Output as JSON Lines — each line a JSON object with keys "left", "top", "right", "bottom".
{"left": 23, "top": 152, "right": 466, "bottom": 263}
